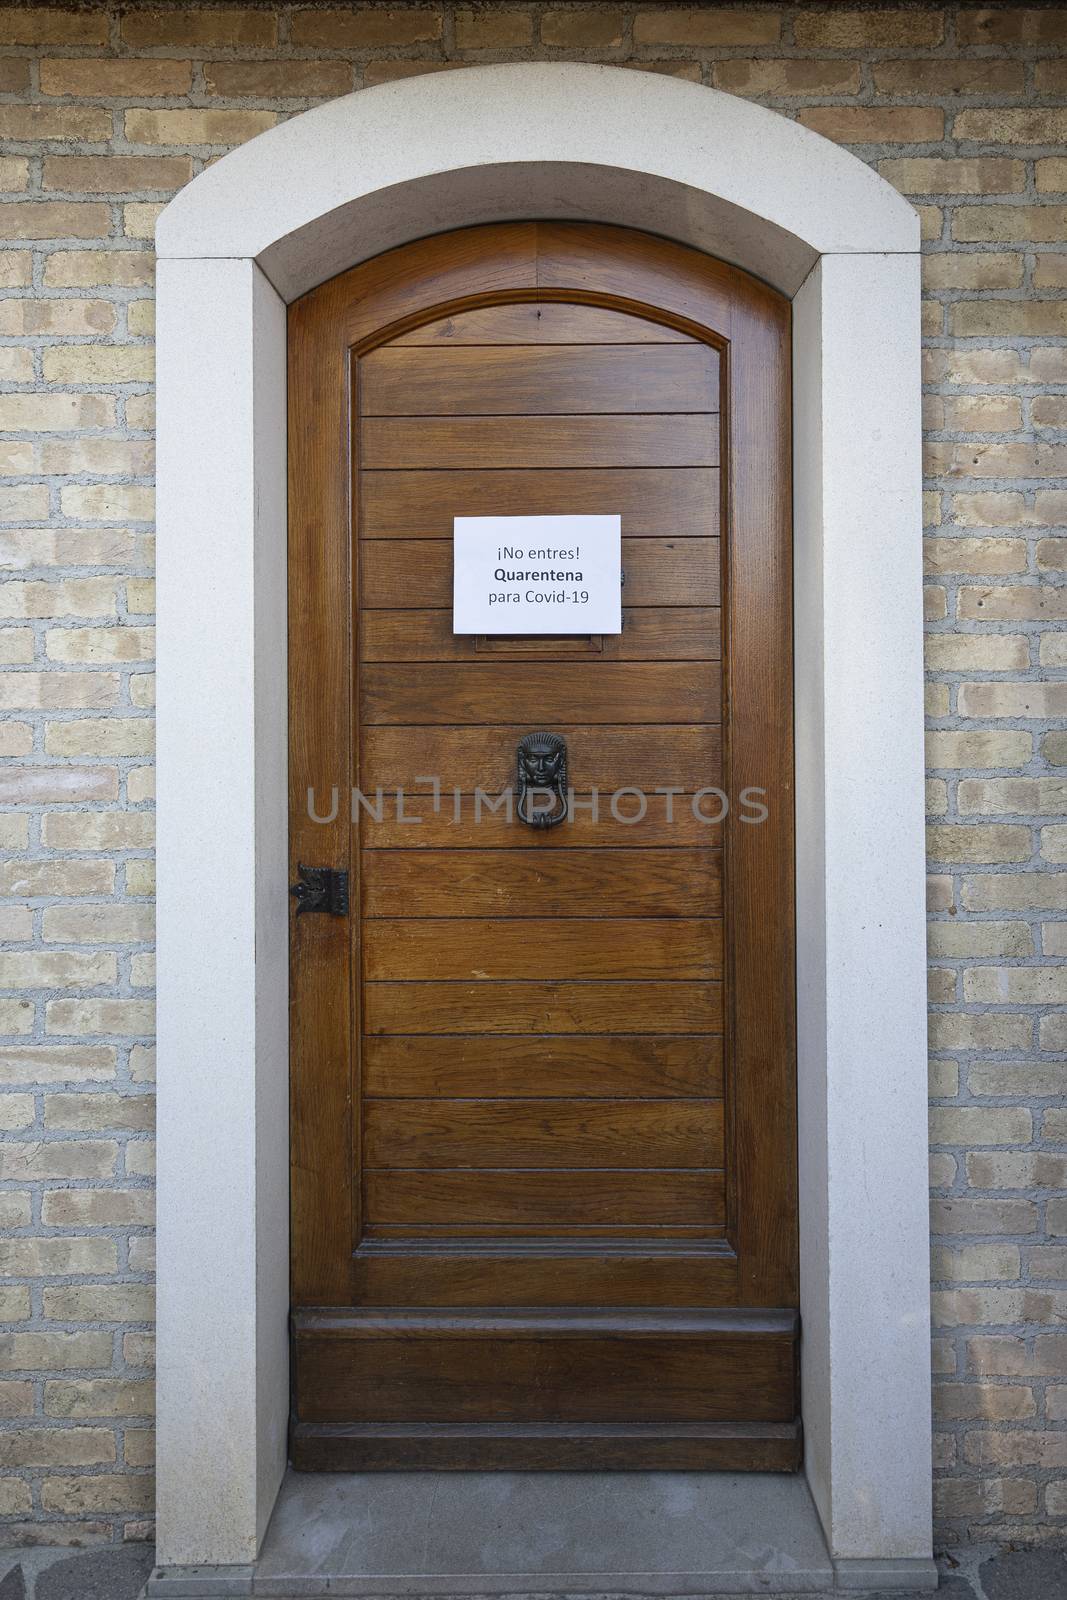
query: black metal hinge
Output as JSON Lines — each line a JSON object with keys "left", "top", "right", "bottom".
{"left": 289, "top": 865, "right": 349, "bottom": 916}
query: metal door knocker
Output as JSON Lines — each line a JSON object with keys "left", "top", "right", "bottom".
{"left": 517, "top": 731, "right": 569, "bottom": 829}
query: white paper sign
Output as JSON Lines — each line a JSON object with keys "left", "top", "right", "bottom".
{"left": 453, "top": 514, "right": 622, "bottom": 635}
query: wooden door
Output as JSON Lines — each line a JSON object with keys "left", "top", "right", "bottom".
{"left": 288, "top": 224, "right": 797, "bottom": 1471}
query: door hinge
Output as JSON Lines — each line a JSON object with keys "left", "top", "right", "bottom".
{"left": 289, "top": 865, "right": 349, "bottom": 916}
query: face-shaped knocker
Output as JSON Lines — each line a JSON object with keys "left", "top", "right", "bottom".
{"left": 517, "top": 731, "right": 568, "bottom": 829}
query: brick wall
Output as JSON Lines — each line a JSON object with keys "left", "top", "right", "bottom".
{"left": 0, "top": 0, "right": 1064, "bottom": 1553}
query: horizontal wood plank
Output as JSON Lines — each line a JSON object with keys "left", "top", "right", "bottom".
{"left": 391, "top": 303, "right": 697, "bottom": 345}
{"left": 363, "top": 980, "right": 723, "bottom": 1035}
{"left": 357, "top": 795, "right": 723, "bottom": 848}
{"left": 362, "top": 662, "right": 720, "bottom": 725}
{"left": 360, "top": 725, "right": 721, "bottom": 791}
{"left": 364, "top": 1168, "right": 725, "bottom": 1227}
{"left": 363, "top": 1034, "right": 723, "bottom": 1098}
{"left": 361, "top": 467, "right": 719, "bottom": 538}
{"left": 361, "top": 848, "right": 722, "bottom": 918}
{"left": 349, "top": 1251, "right": 739, "bottom": 1307}
{"left": 358, "top": 537, "right": 720, "bottom": 609}
{"left": 360, "top": 415, "right": 720, "bottom": 470}
{"left": 360, "top": 607, "right": 720, "bottom": 663}
{"left": 363, "top": 918, "right": 722, "bottom": 981}
{"left": 297, "top": 1330, "right": 790, "bottom": 1425}
{"left": 364, "top": 1097, "right": 724, "bottom": 1168}
{"left": 360, "top": 344, "right": 719, "bottom": 416}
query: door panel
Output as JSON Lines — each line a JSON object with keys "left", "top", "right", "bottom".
{"left": 289, "top": 224, "right": 796, "bottom": 1471}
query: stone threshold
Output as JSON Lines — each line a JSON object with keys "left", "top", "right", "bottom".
{"left": 145, "top": 1471, "right": 938, "bottom": 1597}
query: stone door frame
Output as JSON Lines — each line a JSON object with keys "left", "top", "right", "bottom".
{"left": 154, "top": 63, "right": 932, "bottom": 1587}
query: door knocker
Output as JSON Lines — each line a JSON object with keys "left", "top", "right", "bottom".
{"left": 517, "top": 731, "right": 569, "bottom": 829}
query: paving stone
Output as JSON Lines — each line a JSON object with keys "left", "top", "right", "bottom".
{"left": 980, "top": 1548, "right": 1067, "bottom": 1600}
{"left": 34, "top": 1546, "right": 153, "bottom": 1600}
{"left": 0, "top": 1563, "right": 25, "bottom": 1600}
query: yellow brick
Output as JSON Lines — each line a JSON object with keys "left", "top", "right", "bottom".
{"left": 960, "top": 777, "right": 1067, "bottom": 816}
{"left": 127, "top": 767, "right": 154, "bottom": 803}
{"left": 951, "top": 492, "right": 1029, "bottom": 528}
{"left": 0, "top": 1237, "right": 116, "bottom": 1276}
{"left": 0, "top": 672, "right": 118, "bottom": 712}
{"left": 122, "top": 204, "right": 165, "bottom": 241}
{"left": 0, "top": 1094, "right": 32, "bottom": 1131}
{"left": 924, "top": 635, "right": 1029, "bottom": 673}
{"left": 925, "top": 680, "right": 949, "bottom": 716}
{"left": 46, "top": 627, "right": 154, "bottom": 664}
{"left": 0, "top": 1427, "right": 115, "bottom": 1468}
{"left": 456, "top": 8, "right": 532, "bottom": 47}
{"left": 0, "top": 528, "right": 140, "bottom": 569}
{"left": 952, "top": 301, "right": 1067, "bottom": 338}
{"left": 127, "top": 1140, "right": 155, "bottom": 1178}
{"left": 43, "top": 905, "right": 154, "bottom": 945}
{"left": 930, "top": 442, "right": 1067, "bottom": 480}
{"left": 44, "top": 1093, "right": 153, "bottom": 1135}
{"left": 0, "top": 104, "right": 111, "bottom": 142}
{"left": 0, "top": 251, "right": 31, "bottom": 288}
{"left": 362, "top": 60, "right": 463, "bottom": 85}
{"left": 965, "top": 967, "right": 1067, "bottom": 1005}
{"left": 124, "top": 108, "right": 276, "bottom": 147}
{"left": 873, "top": 58, "right": 1024, "bottom": 95}
{"left": 0, "top": 1331, "right": 112, "bottom": 1371}
{"left": 963, "top": 872, "right": 1067, "bottom": 913}
{"left": 124, "top": 1427, "right": 155, "bottom": 1467}
{"left": 126, "top": 860, "right": 156, "bottom": 897}
{"left": 42, "top": 1190, "right": 152, "bottom": 1227}
{"left": 41, "top": 1472, "right": 154, "bottom": 1513}
{"left": 959, "top": 7, "right": 1067, "bottom": 44}
{"left": 0, "top": 1287, "right": 30, "bottom": 1321}
{"left": 0, "top": 1001, "right": 34, "bottom": 1039}
{"left": 882, "top": 160, "right": 1025, "bottom": 197}
{"left": 947, "top": 351, "right": 1025, "bottom": 386}
{"left": 0, "top": 486, "right": 48, "bottom": 522}
{"left": 931, "top": 1245, "right": 1022, "bottom": 1284}
{"left": 44, "top": 719, "right": 155, "bottom": 758}
{"left": 0, "top": 723, "right": 32, "bottom": 757}
{"left": 795, "top": 7, "right": 942, "bottom": 45}
{"left": 0, "top": 6, "right": 108, "bottom": 43}
{"left": 1037, "top": 159, "right": 1067, "bottom": 194}
{"left": 1034, "top": 257, "right": 1067, "bottom": 290}
{"left": 0, "top": 767, "right": 117, "bottom": 805}
{"left": 955, "top": 109, "right": 1067, "bottom": 144}
{"left": 1042, "top": 825, "right": 1067, "bottom": 865}
{"left": 41, "top": 57, "right": 194, "bottom": 98}
{"left": 203, "top": 59, "right": 353, "bottom": 97}
{"left": 0, "top": 156, "right": 28, "bottom": 191}
{"left": 43, "top": 346, "right": 154, "bottom": 384}
{"left": 296, "top": 5, "right": 442, "bottom": 44}
{"left": 917, "top": 206, "right": 941, "bottom": 241}
{"left": 713, "top": 58, "right": 860, "bottom": 94}
{"left": 0, "top": 348, "right": 33, "bottom": 382}
{"left": 0, "top": 1139, "right": 116, "bottom": 1181}
{"left": 0, "top": 1043, "right": 114, "bottom": 1083}
{"left": 43, "top": 156, "right": 192, "bottom": 194}
{"left": 130, "top": 673, "right": 155, "bottom": 709}
{"left": 926, "top": 825, "right": 1032, "bottom": 864}
{"left": 953, "top": 205, "right": 1067, "bottom": 244}
{"left": 42, "top": 811, "right": 154, "bottom": 850}
{"left": 41, "top": 1284, "right": 154, "bottom": 1323}
{"left": 131, "top": 952, "right": 155, "bottom": 988}
{"left": 0, "top": 860, "right": 113, "bottom": 896}
{"left": 1040, "top": 634, "right": 1067, "bottom": 669}
{"left": 1036, "top": 490, "right": 1067, "bottom": 524}
{"left": 971, "top": 574, "right": 1060, "bottom": 628}
{"left": 800, "top": 107, "right": 942, "bottom": 144}
{"left": 0, "top": 579, "right": 116, "bottom": 620}
{"left": 633, "top": 9, "right": 779, "bottom": 45}
{"left": 0, "top": 299, "right": 117, "bottom": 336}
{"left": 921, "top": 300, "right": 943, "bottom": 337}
{"left": 45, "top": 999, "right": 154, "bottom": 1037}
{"left": 923, "top": 538, "right": 1027, "bottom": 576}
{"left": 43, "top": 250, "right": 155, "bottom": 289}
{"left": 127, "top": 300, "right": 155, "bottom": 337}
{"left": 928, "top": 921, "right": 1032, "bottom": 959}
{"left": 960, "top": 681, "right": 1067, "bottom": 717}
{"left": 541, "top": 9, "right": 625, "bottom": 47}
{"left": 0, "top": 630, "right": 32, "bottom": 665}
{"left": 922, "top": 254, "right": 1023, "bottom": 292}
{"left": 0, "top": 951, "right": 115, "bottom": 990}
{"left": 121, "top": 6, "right": 277, "bottom": 46}
{"left": 60, "top": 485, "right": 155, "bottom": 522}
{"left": 0, "top": 440, "right": 35, "bottom": 476}
{"left": 0, "top": 201, "right": 111, "bottom": 242}
{"left": 0, "top": 391, "right": 114, "bottom": 430}
{"left": 126, "top": 579, "right": 155, "bottom": 614}
{"left": 1034, "top": 397, "right": 1067, "bottom": 430}
{"left": 41, "top": 439, "right": 153, "bottom": 475}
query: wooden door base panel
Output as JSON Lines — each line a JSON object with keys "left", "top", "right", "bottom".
{"left": 291, "top": 1419, "right": 802, "bottom": 1472}
{"left": 292, "top": 1307, "right": 799, "bottom": 1459}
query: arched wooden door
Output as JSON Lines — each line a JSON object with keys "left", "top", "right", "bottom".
{"left": 288, "top": 223, "right": 797, "bottom": 1470}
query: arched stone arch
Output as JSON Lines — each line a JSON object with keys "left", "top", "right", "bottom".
{"left": 155, "top": 64, "right": 932, "bottom": 1589}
